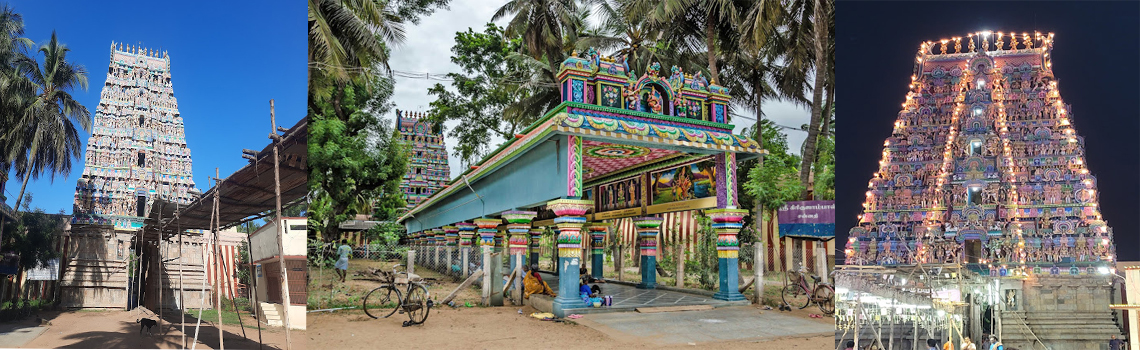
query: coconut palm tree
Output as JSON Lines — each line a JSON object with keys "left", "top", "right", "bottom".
{"left": 308, "top": 0, "right": 406, "bottom": 101}
{"left": 792, "top": 0, "right": 831, "bottom": 199}
{"left": 626, "top": 0, "right": 739, "bottom": 84}
{"left": 0, "top": 31, "right": 89, "bottom": 249}
{"left": 0, "top": 5, "right": 33, "bottom": 198}
{"left": 492, "top": 0, "right": 581, "bottom": 76}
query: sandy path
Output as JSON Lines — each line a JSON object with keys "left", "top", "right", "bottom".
{"left": 19, "top": 309, "right": 302, "bottom": 349}
{"left": 308, "top": 304, "right": 830, "bottom": 349}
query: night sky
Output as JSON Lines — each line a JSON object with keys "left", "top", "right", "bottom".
{"left": 834, "top": 1, "right": 1140, "bottom": 261}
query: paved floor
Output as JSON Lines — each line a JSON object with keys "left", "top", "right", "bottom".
{"left": 0, "top": 323, "right": 48, "bottom": 348}
{"left": 574, "top": 306, "right": 834, "bottom": 345}
{"left": 540, "top": 272, "right": 745, "bottom": 314}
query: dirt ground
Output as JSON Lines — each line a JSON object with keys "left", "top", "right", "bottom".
{"left": 309, "top": 303, "right": 830, "bottom": 349}
{"left": 15, "top": 308, "right": 301, "bottom": 349}
{"left": 308, "top": 260, "right": 831, "bottom": 349}
{"left": 308, "top": 259, "right": 484, "bottom": 311}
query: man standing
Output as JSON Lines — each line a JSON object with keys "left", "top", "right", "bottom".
{"left": 1110, "top": 335, "right": 1125, "bottom": 350}
{"left": 335, "top": 239, "right": 352, "bottom": 283}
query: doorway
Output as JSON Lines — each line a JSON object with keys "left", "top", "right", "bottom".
{"left": 965, "top": 240, "right": 982, "bottom": 264}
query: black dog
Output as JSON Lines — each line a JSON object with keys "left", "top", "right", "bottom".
{"left": 137, "top": 318, "right": 157, "bottom": 335}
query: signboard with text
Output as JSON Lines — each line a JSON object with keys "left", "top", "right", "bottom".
{"left": 777, "top": 201, "right": 835, "bottom": 239}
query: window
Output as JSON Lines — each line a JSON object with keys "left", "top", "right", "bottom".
{"left": 969, "top": 140, "right": 982, "bottom": 156}
{"left": 138, "top": 153, "right": 145, "bottom": 167}
{"left": 136, "top": 195, "right": 146, "bottom": 217}
{"left": 967, "top": 187, "right": 982, "bottom": 205}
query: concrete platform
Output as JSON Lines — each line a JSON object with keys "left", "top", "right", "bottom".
{"left": 575, "top": 306, "right": 834, "bottom": 345}
{"left": 530, "top": 272, "right": 748, "bottom": 315}
{"left": 0, "top": 323, "right": 48, "bottom": 348}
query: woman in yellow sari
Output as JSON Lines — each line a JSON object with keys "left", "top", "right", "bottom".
{"left": 523, "top": 265, "right": 556, "bottom": 298}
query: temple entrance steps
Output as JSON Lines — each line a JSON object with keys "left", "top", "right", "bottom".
{"left": 1000, "top": 310, "right": 1121, "bottom": 350}
{"left": 1003, "top": 311, "right": 1049, "bottom": 350}
{"left": 259, "top": 302, "right": 283, "bottom": 327}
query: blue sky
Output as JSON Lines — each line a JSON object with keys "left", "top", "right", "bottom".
{"left": 2, "top": 0, "right": 306, "bottom": 214}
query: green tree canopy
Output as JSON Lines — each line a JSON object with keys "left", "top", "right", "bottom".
{"left": 308, "top": 77, "right": 408, "bottom": 242}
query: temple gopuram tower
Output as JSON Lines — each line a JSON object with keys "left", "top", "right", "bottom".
{"left": 843, "top": 32, "right": 1119, "bottom": 350}
{"left": 396, "top": 110, "right": 450, "bottom": 211}
{"left": 64, "top": 42, "right": 204, "bottom": 309}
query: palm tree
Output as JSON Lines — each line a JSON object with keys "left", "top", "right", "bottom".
{"left": 0, "top": 4, "right": 33, "bottom": 200}
{"left": 0, "top": 31, "right": 90, "bottom": 250}
{"left": 492, "top": 0, "right": 581, "bottom": 76}
{"left": 628, "top": 0, "right": 739, "bottom": 84}
{"left": 308, "top": 0, "right": 406, "bottom": 101}
{"left": 794, "top": 0, "right": 831, "bottom": 199}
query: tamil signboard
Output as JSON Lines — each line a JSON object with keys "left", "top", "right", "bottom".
{"left": 26, "top": 258, "right": 60, "bottom": 280}
{"left": 777, "top": 200, "right": 835, "bottom": 239}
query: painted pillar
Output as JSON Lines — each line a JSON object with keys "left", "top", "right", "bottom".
{"left": 433, "top": 229, "right": 445, "bottom": 273}
{"left": 444, "top": 226, "right": 459, "bottom": 277}
{"left": 633, "top": 217, "right": 662, "bottom": 289}
{"left": 474, "top": 218, "right": 501, "bottom": 306}
{"left": 586, "top": 223, "right": 609, "bottom": 280}
{"left": 548, "top": 198, "right": 593, "bottom": 317}
{"left": 528, "top": 228, "right": 543, "bottom": 269}
{"left": 503, "top": 211, "right": 537, "bottom": 304}
{"left": 708, "top": 208, "right": 748, "bottom": 301}
{"left": 456, "top": 222, "right": 476, "bottom": 278}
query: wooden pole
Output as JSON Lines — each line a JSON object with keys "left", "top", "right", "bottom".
{"left": 212, "top": 169, "right": 224, "bottom": 350}
{"left": 178, "top": 201, "right": 185, "bottom": 349}
{"left": 270, "top": 100, "right": 293, "bottom": 348}
{"left": 442, "top": 269, "right": 483, "bottom": 305}
{"left": 157, "top": 203, "right": 164, "bottom": 332}
{"left": 242, "top": 226, "right": 264, "bottom": 350}
{"left": 675, "top": 242, "right": 684, "bottom": 287}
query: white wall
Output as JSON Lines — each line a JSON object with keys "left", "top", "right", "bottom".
{"left": 250, "top": 217, "right": 306, "bottom": 262}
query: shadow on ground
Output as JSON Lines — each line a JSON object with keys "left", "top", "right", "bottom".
{"left": 27, "top": 309, "right": 283, "bottom": 349}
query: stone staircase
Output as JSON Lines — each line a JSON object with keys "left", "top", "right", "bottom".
{"left": 259, "top": 302, "right": 283, "bottom": 327}
{"left": 1001, "top": 311, "right": 1120, "bottom": 350}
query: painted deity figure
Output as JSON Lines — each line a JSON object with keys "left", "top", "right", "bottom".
{"left": 623, "top": 87, "right": 642, "bottom": 112}
{"left": 647, "top": 90, "right": 663, "bottom": 114}
{"left": 672, "top": 166, "right": 693, "bottom": 201}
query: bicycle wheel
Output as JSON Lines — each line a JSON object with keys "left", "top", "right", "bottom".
{"left": 782, "top": 284, "right": 811, "bottom": 309}
{"left": 403, "top": 284, "right": 431, "bottom": 325}
{"left": 363, "top": 285, "right": 401, "bottom": 319}
{"left": 813, "top": 284, "right": 835, "bottom": 315}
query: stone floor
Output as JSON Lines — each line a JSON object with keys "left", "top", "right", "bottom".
{"left": 0, "top": 323, "right": 47, "bottom": 348}
{"left": 575, "top": 306, "right": 834, "bottom": 345}
{"left": 540, "top": 272, "right": 748, "bottom": 314}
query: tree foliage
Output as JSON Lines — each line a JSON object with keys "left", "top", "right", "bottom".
{"left": 0, "top": 6, "right": 89, "bottom": 252}
{"left": 308, "top": 78, "right": 408, "bottom": 242}
{"left": 426, "top": 24, "right": 527, "bottom": 165}
{"left": 7, "top": 195, "right": 60, "bottom": 273}
{"left": 743, "top": 119, "right": 804, "bottom": 213}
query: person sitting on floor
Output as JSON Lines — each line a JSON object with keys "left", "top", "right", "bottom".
{"left": 580, "top": 281, "right": 593, "bottom": 303}
{"left": 580, "top": 267, "right": 605, "bottom": 284}
{"left": 523, "top": 265, "right": 556, "bottom": 298}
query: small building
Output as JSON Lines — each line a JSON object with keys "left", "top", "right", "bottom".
{"left": 249, "top": 217, "right": 306, "bottom": 330}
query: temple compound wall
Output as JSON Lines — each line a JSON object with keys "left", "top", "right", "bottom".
{"left": 843, "top": 33, "right": 1121, "bottom": 349}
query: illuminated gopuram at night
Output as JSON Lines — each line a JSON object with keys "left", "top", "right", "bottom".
{"left": 65, "top": 43, "right": 205, "bottom": 308}
{"left": 396, "top": 110, "right": 450, "bottom": 211}
{"left": 840, "top": 32, "right": 1119, "bottom": 350}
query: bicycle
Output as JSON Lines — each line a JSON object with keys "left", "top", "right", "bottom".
{"left": 362, "top": 264, "right": 433, "bottom": 326}
{"left": 780, "top": 268, "right": 835, "bottom": 315}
